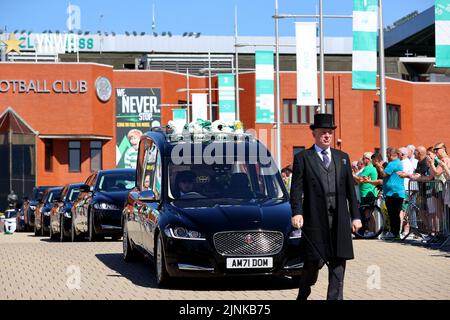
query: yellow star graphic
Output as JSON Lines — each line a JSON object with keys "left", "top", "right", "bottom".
{"left": 1, "top": 33, "right": 24, "bottom": 54}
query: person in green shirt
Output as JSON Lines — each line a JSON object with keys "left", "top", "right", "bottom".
{"left": 355, "top": 152, "right": 379, "bottom": 206}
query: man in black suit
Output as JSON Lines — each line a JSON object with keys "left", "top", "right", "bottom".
{"left": 290, "top": 113, "right": 361, "bottom": 300}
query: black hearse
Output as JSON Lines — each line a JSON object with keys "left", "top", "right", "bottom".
{"left": 122, "top": 127, "right": 303, "bottom": 286}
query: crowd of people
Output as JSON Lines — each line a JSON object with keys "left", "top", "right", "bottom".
{"left": 281, "top": 143, "right": 450, "bottom": 240}
{"left": 351, "top": 143, "right": 450, "bottom": 240}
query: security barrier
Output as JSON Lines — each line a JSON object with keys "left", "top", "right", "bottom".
{"left": 406, "top": 180, "right": 449, "bottom": 247}
{"left": 442, "top": 181, "right": 450, "bottom": 248}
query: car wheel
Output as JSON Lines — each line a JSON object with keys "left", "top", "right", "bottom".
{"left": 123, "top": 221, "right": 138, "bottom": 262}
{"left": 71, "top": 217, "right": 78, "bottom": 242}
{"left": 88, "top": 212, "right": 97, "bottom": 242}
{"left": 155, "top": 233, "right": 170, "bottom": 286}
{"left": 41, "top": 216, "right": 45, "bottom": 236}
{"left": 34, "top": 219, "right": 39, "bottom": 236}
{"left": 49, "top": 222, "right": 53, "bottom": 240}
{"left": 60, "top": 217, "right": 65, "bottom": 242}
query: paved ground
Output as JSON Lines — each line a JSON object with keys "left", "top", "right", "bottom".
{"left": 0, "top": 232, "right": 449, "bottom": 300}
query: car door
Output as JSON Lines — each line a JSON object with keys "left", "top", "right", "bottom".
{"left": 74, "top": 173, "right": 95, "bottom": 233}
{"left": 126, "top": 138, "right": 148, "bottom": 249}
{"left": 141, "top": 142, "right": 161, "bottom": 255}
{"left": 125, "top": 190, "right": 143, "bottom": 248}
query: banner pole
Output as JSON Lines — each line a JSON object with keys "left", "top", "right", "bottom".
{"left": 275, "top": 0, "right": 282, "bottom": 169}
{"left": 319, "top": 0, "right": 325, "bottom": 113}
{"left": 379, "top": 0, "right": 388, "bottom": 161}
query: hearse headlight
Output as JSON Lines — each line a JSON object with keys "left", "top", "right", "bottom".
{"left": 94, "top": 203, "right": 119, "bottom": 210}
{"left": 165, "top": 227, "right": 206, "bottom": 240}
{"left": 289, "top": 229, "right": 302, "bottom": 239}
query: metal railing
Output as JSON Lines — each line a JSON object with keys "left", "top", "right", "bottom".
{"left": 405, "top": 180, "right": 449, "bottom": 248}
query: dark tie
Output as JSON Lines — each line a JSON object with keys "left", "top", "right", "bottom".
{"left": 321, "top": 150, "right": 330, "bottom": 168}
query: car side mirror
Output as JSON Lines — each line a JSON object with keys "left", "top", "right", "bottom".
{"left": 138, "top": 190, "right": 156, "bottom": 202}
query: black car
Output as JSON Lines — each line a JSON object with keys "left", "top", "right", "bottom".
{"left": 49, "top": 183, "right": 83, "bottom": 241}
{"left": 71, "top": 168, "right": 136, "bottom": 242}
{"left": 22, "top": 186, "right": 54, "bottom": 230}
{"left": 122, "top": 128, "right": 304, "bottom": 286}
{"left": 34, "top": 187, "right": 63, "bottom": 236}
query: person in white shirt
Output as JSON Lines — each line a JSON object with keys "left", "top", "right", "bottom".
{"left": 399, "top": 147, "right": 415, "bottom": 236}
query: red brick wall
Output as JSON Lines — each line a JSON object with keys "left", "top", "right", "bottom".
{"left": 1, "top": 64, "right": 449, "bottom": 187}
{"left": 0, "top": 63, "right": 115, "bottom": 186}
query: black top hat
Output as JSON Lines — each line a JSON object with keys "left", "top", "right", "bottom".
{"left": 309, "top": 113, "right": 337, "bottom": 130}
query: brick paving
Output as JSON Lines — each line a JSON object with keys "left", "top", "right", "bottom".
{"left": 0, "top": 232, "right": 449, "bottom": 300}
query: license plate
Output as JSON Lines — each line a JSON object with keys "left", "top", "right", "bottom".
{"left": 226, "top": 257, "right": 273, "bottom": 269}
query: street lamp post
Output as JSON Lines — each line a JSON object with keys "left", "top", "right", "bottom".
{"left": 378, "top": 0, "right": 388, "bottom": 161}
{"left": 273, "top": 1, "right": 352, "bottom": 167}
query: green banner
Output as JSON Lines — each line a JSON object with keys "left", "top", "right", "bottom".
{"left": 352, "top": 0, "right": 378, "bottom": 90}
{"left": 172, "top": 109, "right": 187, "bottom": 121}
{"left": 218, "top": 74, "right": 236, "bottom": 122}
{"left": 436, "top": 0, "right": 450, "bottom": 67}
{"left": 255, "top": 50, "right": 274, "bottom": 123}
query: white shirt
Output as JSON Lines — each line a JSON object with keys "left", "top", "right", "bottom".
{"left": 314, "top": 144, "right": 332, "bottom": 163}
{"left": 401, "top": 158, "right": 414, "bottom": 190}
{"left": 409, "top": 156, "right": 418, "bottom": 170}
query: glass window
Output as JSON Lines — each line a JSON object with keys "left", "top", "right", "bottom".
{"left": 69, "top": 141, "right": 81, "bottom": 172}
{"left": 45, "top": 140, "right": 53, "bottom": 172}
{"left": 282, "top": 99, "right": 334, "bottom": 124}
{"left": 168, "top": 161, "right": 285, "bottom": 201}
{"left": 90, "top": 141, "right": 102, "bottom": 172}
{"left": 283, "top": 100, "right": 291, "bottom": 124}
{"left": 291, "top": 103, "right": 298, "bottom": 124}
{"left": 97, "top": 172, "right": 136, "bottom": 192}
{"left": 142, "top": 143, "right": 159, "bottom": 198}
{"left": 68, "top": 188, "right": 80, "bottom": 201}
{"left": 374, "top": 102, "right": 401, "bottom": 129}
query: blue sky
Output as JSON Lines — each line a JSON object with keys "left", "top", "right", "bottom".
{"left": 0, "top": 0, "right": 435, "bottom": 37}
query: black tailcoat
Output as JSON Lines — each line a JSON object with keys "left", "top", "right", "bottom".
{"left": 290, "top": 146, "right": 360, "bottom": 261}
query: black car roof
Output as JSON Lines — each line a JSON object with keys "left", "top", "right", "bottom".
{"left": 96, "top": 168, "right": 136, "bottom": 175}
{"left": 47, "top": 187, "right": 63, "bottom": 192}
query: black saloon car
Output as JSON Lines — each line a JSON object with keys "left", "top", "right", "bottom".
{"left": 71, "top": 169, "right": 136, "bottom": 241}
{"left": 22, "top": 186, "right": 54, "bottom": 230}
{"left": 122, "top": 129, "right": 304, "bottom": 286}
{"left": 49, "top": 182, "right": 83, "bottom": 241}
{"left": 34, "top": 187, "right": 63, "bottom": 236}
